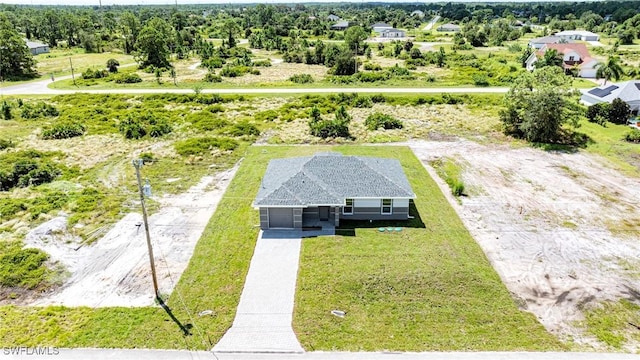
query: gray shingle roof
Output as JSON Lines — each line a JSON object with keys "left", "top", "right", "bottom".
{"left": 254, "top": 153, "right": 416, "bottom": 207}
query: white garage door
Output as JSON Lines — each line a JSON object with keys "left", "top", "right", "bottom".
{"left": 268, "top": 208, "right": 294, "bottom": 228}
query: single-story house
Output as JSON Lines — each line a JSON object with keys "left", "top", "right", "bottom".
{"left": 411, "top": 10, "right": 425, "bottom": 18}
{"left": 327, "top": 14, "right": 340, "bottom": 22}
{"left": 371, "top": 22, "right": 393, "bottom": 33}
{"left": 330, "top": 20, "right": 350, "bottom": 31}
{"left": 525, "top": 43, "right": 598, "bottom": 78}
{"left": 528, "top": 36, "right": 571, "bottom": 49}
{"left": 25, "top": 39, "right": 50, "bottom": 55}
{"left": 554, "top": 30, "right": 600, "bottom": 42}
{"left": 581, "top": 80, "right": 640, "bottom": 112}
{"left": 380, "top": 28, "right": 406, "bottom": 38}
{"left": 436, "top": 23, "right": 461, "bottom": 32}
{"left": 254, "top": 153, "right": 416, "bottom": 230}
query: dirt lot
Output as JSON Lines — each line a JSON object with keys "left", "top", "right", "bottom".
{"left": 410, "top": 139, "right": 640, "bottom": 349}
{"left": 23, "top": 163, "right": 239, "bottom": 307}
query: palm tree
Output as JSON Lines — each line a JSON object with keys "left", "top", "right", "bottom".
{"left": 536, "top": 49, "right": 563, "bottom": 69}
{"left": 596, "top": 56, "right": 624, "bottom": 85}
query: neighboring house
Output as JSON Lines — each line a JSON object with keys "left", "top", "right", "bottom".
{"left": 528, "top": 35, "right": 571, "bottom": 49}
{"left": 380, "top": 28, "right": 406, "bottom": 38}
{"left": 327, "top": 14, "right": 340, "bottom": 22}
{"left": 436, "top": 23, "right": 461, "bottom": 32}
{"left": 581, "top": 80, "right": 640, "bottom": 112}
{"left": 554, "top": 30, "right": 600, "bottom": 42}
{"left": 25, "top": 39, "right": 50, "bottom": 55}
{"left": 411, "top": 10, "right": 425, "bottom": 18}
{"left": 371, "top": 22, "right": 393, "bottom": 33}
{"left": 525, "top": 43, "right": 598, "bottom": 78}
{"left": 254, "top": 153, "right": 416, "bottom": 230}
{"left": 330, "top": 20, "right": 350, "bottom": 31}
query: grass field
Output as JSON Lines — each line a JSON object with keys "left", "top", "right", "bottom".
{"left": 293, "top": 146, "right": 564, "bottom": 351}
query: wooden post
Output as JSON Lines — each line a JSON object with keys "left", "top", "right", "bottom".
{"left": 132, "top": 159, "right": 160, "bottom": 302}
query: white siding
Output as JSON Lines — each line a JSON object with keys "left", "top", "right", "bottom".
{"left": 354, "top": 199, "right": 380, "bottom": 207}
{"left": 394, "top": 199, "right": 409, "bottom": 207}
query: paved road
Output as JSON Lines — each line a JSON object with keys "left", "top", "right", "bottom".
{"left": 3, "top": 349, "right": 639, "bottom": 360}
{"left": 423, "top": 15, "right": 441, "bottom": 31}
{"left": 213, "top": 230, "right": 305, "bottom": 353}
{"left": 0, "top": 80, "right": 508, "bottom": 96}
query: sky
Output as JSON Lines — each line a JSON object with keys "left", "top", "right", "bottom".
{"left": 0, "top": 0, "right": 593, "bottom": 5}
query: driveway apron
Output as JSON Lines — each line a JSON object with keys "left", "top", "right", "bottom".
{"left": 213, "top": 230, "right": 304, "bottom": 353}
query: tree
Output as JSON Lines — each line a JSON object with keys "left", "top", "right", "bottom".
{"left": 344, "top": 26, "right": 368, "bottom": 55}
{"left": 106, "top": 59, "right": 120, "bottom": 73}
{"left": 436, "top": 47, "right": 446, "bottom": 68}
{"left": 596, "top": 56, "right": 624, "bottom": 85}
{"left": 170, "top": 67, "right": 177, "bottom": 86}
{"left": 136, "top": 17, "right": 173, "bottom": 68}
{"left": 0, "top": 14, "right": 37, "bottom": 79}
{"left": 536, "top": 49, "right": 563, "bottom": 69}
{"left": 331, "top": 46, "right": 356, "bottom": 76}
{"left": 609, "top": 98, "right": 630, "bottom": 125}
{"left": 223, "top": 19, "right": 239, "bottom": 49}
{"left": 500, "top": 67, "right": 581, "bottom": 143}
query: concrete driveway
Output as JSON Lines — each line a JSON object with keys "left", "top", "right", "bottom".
{"left": 213, "top": 230, "right": 305, "bottom": 353}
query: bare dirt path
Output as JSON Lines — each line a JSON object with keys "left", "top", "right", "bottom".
{"left": 409, "top": 139, "right": 640, "bottom": 348}
{"left": 26, "top": 163, "right": 240, "bottom": 307}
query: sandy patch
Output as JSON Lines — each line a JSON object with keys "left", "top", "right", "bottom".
{"left": 25, "top": 163, "right": 239, "bottom": 307}
{"left": 409, "top": 139, "right": 640, "bottom": 348}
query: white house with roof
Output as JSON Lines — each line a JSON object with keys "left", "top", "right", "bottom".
{"left": 253, "top": 153, "right": 416, "bottom": 230}
{"left": 411, "top": 10, "right": 425, "bottom": 18}
{"left": 528, "top": 36, "right": 571, "bottom": 49}
{"left": 581, "top": 81, "right": 640, "bottom": 112}
{"left": 525, "top": 43, "right": 598, "bottom": 78}
{"left": 380, "top": 28, "right": 406, "bottom": 38}
{"left": 554, "top": 30, "right": 600, "bottom": 42}
{"left": 24, "top": 39, "right": 49, "bottom": 55}
{"left": 436, "top": 23, "right": 461, "bottom": 32}
{"left": 327, "top": 14, "right": 340, "bottom": 22}
{"left": 371, "top": 22, "right": 393, "bottom": 33}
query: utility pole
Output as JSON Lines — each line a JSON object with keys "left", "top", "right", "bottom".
{"left": 69, "top": 58, "right": 76, "bottom": 86}
{"left": 132, "top": 159, "right": 161, "bottom": 302}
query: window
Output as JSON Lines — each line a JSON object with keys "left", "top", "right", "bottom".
{"left": 381, "top": 199, "right": 392, "bottom": 214}
{"left": 343, "top": 199, "right": 353, "bottom": 215}
{"left": 568, "top": 56, "right": 575, "bottom": 61}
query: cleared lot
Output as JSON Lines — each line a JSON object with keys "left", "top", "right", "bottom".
{"left": 410, "top": 140, "right": 640, "bottom": 349}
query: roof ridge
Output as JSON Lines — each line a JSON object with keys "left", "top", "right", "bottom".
{"left": 301, "top": 156, "right": 344, "bottom": 201}
{"left": 355, "top": 156, "right": 414, "bottom": 197}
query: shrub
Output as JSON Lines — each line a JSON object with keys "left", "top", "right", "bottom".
{"left": 174, "top": 137, "right": 239, "bottom": 156}
{"left": 625, "top": 129, "right": 640, "bottom": 143}
{"left": 252, "top": 60, "right": 272, "bottom": 67}
{"left": 82, "top": 68, "right": 109, "bottom": 79}
{"left": 473, "top": 74, "right": 490, "bottom": 87}
{"left": 353, "top": 96, "right": 372, "bottom": 108}
{"left": 587, "top": 103, "right": 610, "bottom": 126}
{"left": 309, "top": 105, "right": 351, "bottom": 139}
{"left": 371, "top": 94, "right": 387, "bottom": 103}
{"left": 202, "top": 57, "right": 224, "bottom": 69}
{"left": 610, "top": 98, "right": 630, "bottom": 125}
{"left": 186, "top": 112, "right": 230, "bottom": 131}
{"left": 118, "top": 116, "right": 147, "bottom": 139}
{"left": 289, "top": 74, "right": 314, "bottom": 84}
{"left": 106, "top": 58, "right": 120, "bottom": 73}
{"left": 42, "top": 121, "right": 86, "bottom": 140}
{"left": 365, "top": 113, "right": 404, "bottom": 130}
{"left": 0, "top": 241, "right": 51, "bottom": 289}
{"left": 140, "top": 152, "right": 155, "bottom": 164}
{"left": 0, "top": 139, "right": 15, "bottom": 150}
{"left": 227, "top": 121, "right": 260, "bottom": 136}
{"left": 0, "top": 150, "right": 65, "bottom": 191}
{"left": 20, "top": 102, "right": 59, "bottom": 119}
{"left": 113, "top": 73, "right": 142, "bottom": 84}
{"left": 148, "top": 119, "right": 172, "bottom": 138}
{"left": 204, "top": 72, "right": 222, "bottom": 83}
{"left": 1, "top": 101, "right": 12, "bottom": 120}
{"left": 363, "top": 63, "right": 382, "bottom": 71}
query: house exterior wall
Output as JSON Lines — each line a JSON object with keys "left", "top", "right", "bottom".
{"left": 340, "top": 198, "right": 410, "bottom": 221}
{"left": 30, "top": 46, "right": 49, "bottom": 55}
{"left": 381, "top": 31, "right": 405, "bottom": 38}
{"left": 579, "top": 68, "right": 597, "bottom": 78}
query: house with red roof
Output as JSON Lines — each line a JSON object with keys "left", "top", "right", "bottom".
{"left": 525, "top": 43, "right": 599, "bottom": 78}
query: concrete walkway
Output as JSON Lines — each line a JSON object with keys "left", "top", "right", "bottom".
{"left": 212, "top": 230, "right": 305, "bottom": 353}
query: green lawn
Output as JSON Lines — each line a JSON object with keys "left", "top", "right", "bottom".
{"left": 579, "top": 120, "right": 640, "bottom": 175}
{"left": 293, "top": 146, "right": 564, "bottom": 351}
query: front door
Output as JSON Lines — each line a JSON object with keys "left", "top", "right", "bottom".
{"left": 319, "top": 206, "right": 330, "bottom": 221}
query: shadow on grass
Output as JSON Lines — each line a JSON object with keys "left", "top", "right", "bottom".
{"left": 532, "top": 130, "right": 594, "bottom": 153}
{"left": 158, "top": 298, "right": 193, "bottom": 337}
{"left": 335, "top": 200, "right": 425, "bottom": 237}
